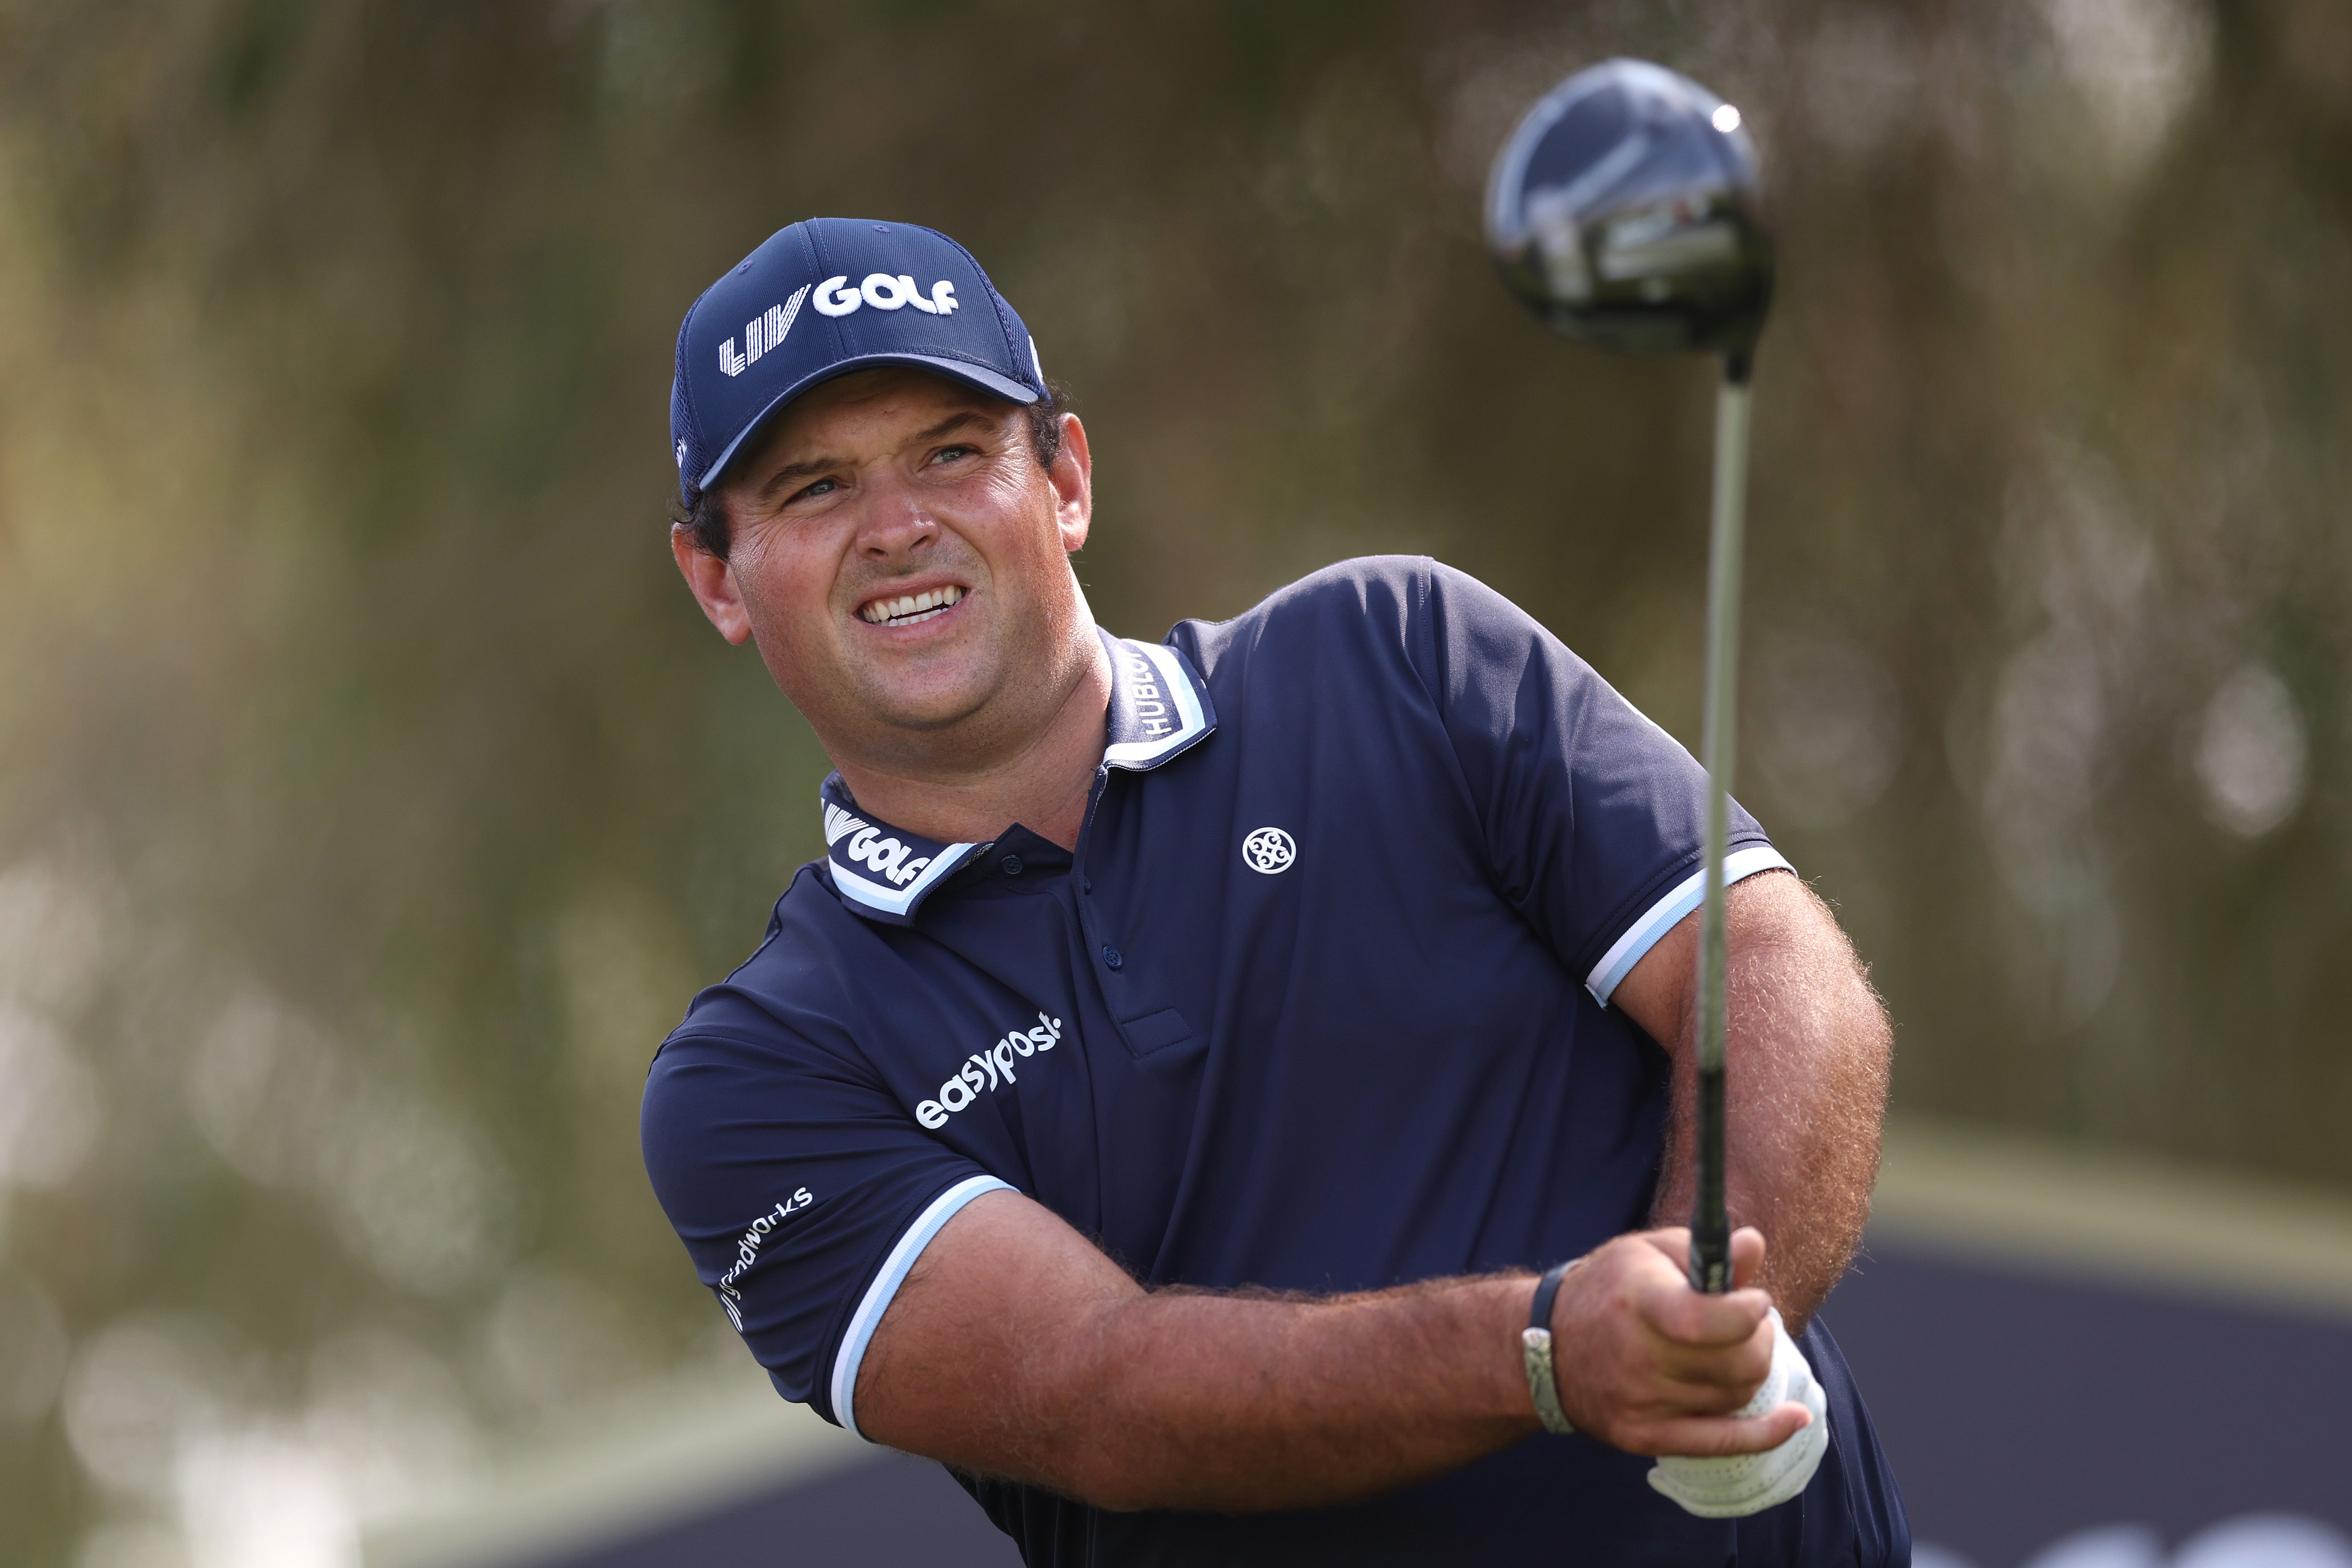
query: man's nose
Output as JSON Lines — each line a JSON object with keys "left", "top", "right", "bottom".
{"left": 855, "top": 473, "right": 938, "bottom": 562}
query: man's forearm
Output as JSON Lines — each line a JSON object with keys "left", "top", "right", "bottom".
{"left": 1646, "top": 877, "right": 1891, "bottom": 1326}
{"left": 859, "top": 1195, "right": 1538, "bottom": 1512}
{"left": 1034, "top": 1278, "right": 1540, "bottom": 1511}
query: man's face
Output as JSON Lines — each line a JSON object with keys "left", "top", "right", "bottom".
{"left": 674, "top": 367, "right": 1094, "bottom": 769}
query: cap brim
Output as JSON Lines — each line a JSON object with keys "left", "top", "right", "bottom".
{"left": 694, "top": 354, "right": 1041, "bottom": 494}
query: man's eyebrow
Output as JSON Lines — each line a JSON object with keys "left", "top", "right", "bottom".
{"left": 756, "top": 454, "right": 837, "bottom": 500}
{"left": 755, "top": 410, "right": 997, "bottom": 500}
{"left": 909, "top": 409, "right": 993, "bottom": 444}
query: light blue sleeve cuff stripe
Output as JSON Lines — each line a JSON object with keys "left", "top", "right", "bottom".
{"left": 829, "top": 1174, "right": 1013, "bottom": 1441}
{"left": 1585, "top": 847, "right": 1794, "bottom": 1007}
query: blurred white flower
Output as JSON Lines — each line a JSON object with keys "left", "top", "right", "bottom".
{"left": 1990, "top": 631, "right": 2108, "bottom": 826}
{"left": 323, "top": 1088, "right": 509, "bottom": 1297}
{"left": 62, "top": 1318, "right": 233, "bottom": 1499}
{"left": 304, "top": 1327, "right": 479, "bottom": 1522}
{"left": 65, "top": 1314, "right": 478, "bottom": 1568}
{"left": 185, "top": 991, "right": 343, "bottom": 1189}
{"left": 2192, "top": 663, "right": 2307, "bottom": 839}
{"left": 2042, "top": 0, "right": 2214, "bottom": 177}
{"left": 185, "top": 989, "right": 509, "bottom": 1295}
{"left": 0, "top": 858, "right": 110, "bottom": 1015}
{"left": 175, "top": 1427, "right": 357, "bottom": 1568}
{"left": 1800, "top": 12, "right": 1921, "bottom": 162}
{"left": 0, "top": 1000, "right": 103, "bottom": 1189}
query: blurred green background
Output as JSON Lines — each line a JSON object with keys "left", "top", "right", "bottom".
{"left": 2, "top": 0, "right": 2348, "bottom": 1561}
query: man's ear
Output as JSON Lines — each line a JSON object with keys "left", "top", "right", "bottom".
{"left": 671, "top": 523, "right": 754, "bottom": 644}
{"left": 1049, "top": 412, "right": 1093, "bottom": 555}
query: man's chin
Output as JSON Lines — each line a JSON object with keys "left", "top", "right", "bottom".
{"left": 770, "top": 635, "right": 997, "bottom": 738}
{"left": 842, "top": 667, "right": 1005, "bottom": 740}
{"left": 862, "top": 696, "right": 993, "bottom": 737}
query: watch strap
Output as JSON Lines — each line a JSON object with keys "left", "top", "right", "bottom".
{"left": 1522, "top": 1258, "right": 1580, "bottom": 1435}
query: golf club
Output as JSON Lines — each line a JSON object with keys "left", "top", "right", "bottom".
{"left": 1485, "top": 58, "right": 1775, "bottom": 1295}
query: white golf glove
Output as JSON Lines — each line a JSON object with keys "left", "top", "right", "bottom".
{"left": 1646, "top": 1307, "right": 1828, "bottom": 1519}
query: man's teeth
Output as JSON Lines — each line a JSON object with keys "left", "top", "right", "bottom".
{"left": 859, "top": 585, "right": 965, "bottom": 625}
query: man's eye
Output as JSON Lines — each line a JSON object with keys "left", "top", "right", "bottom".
{"left": 790, "top": 477, "right": 838, "bottom": 503}
{"left": 930, "top": 444, "right": 977, "bottom": 465}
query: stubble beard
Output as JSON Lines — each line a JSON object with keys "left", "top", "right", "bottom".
{"left": 812, "top": 568, "right": 1095, "bottom": 778}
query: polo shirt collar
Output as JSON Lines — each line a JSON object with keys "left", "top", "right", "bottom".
{"left": 1097, "top": 627, "right": 1216, "bottom": 770}
{"left": 818, "top": 779, "right": 988, "bottom": 927}
{"left": 819, "top": 630, "right": 1216, "bottom": 926}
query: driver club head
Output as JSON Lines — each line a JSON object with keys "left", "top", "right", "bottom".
{"left": 1486, "top": 59, "right": 1774, "bottom": 362}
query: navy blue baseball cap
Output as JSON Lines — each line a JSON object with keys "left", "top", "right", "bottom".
{"left": 670, "top": 217, "right": 1046, "bottom": 506}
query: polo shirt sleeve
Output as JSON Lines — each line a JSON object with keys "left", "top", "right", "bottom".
{"left": 1415, "top": 559, "right": 1792, "bottom": 1006}
{"left": 639, "top": 1008, "right": 1009, "bottom": 1438}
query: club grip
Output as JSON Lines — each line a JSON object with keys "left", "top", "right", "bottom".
{"left": 1689, "top": 1063, "right": 1731, "bottom": 1293}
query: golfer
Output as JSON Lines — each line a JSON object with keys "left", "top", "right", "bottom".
{"left": 643, "top": 218, "right": 1907, "bottom": 1565}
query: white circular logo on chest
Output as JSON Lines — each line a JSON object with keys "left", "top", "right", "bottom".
{"left": 1241, "top": 827, "right": 1297, "bottom": 875}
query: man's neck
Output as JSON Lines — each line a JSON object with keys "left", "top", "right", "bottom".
{"left": 830, "top": 635, "right": 1115, "bottom": 853}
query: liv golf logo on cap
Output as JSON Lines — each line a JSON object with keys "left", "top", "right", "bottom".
{"left": 670, "top": 217, "right": 1047, "bottom": 506}
{"left": 717, "top": 284, "right": 811, "bottom": 377}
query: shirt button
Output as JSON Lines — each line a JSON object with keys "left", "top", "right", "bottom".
{"left": 1102, "top": 945, "right": 1124, "bottom": 970}
{"left": 1082, "top": 876, "right": 1093, "bottom": 894}
{"left": 1001, "top": 855, "right": 1024, "bottom": 876}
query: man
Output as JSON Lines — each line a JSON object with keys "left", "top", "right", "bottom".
{"left": 643, "top": 216, "right": 1905, "bottom": 1564}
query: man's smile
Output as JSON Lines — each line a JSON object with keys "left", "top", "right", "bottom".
{"left": 856, "top": 582, "right": 968, "bottom": 627}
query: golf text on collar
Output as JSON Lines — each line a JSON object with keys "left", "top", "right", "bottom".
{"left": 823, "top": 802, "right": 932, "bottom": 888}
{"left": 917, "top": 1012, "right": 1062, "bottom": 1130}
{"left": 715, "top": 1185, "right": 814, "bottom": 1329}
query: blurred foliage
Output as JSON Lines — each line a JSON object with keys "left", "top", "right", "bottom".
{"left": 2, "top": 0, "right": 2350, "bottom": 1560}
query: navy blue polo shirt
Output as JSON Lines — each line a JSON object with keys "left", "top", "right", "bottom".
{"left": 642, "top": 557, "right": 1907, "bottom": 1567}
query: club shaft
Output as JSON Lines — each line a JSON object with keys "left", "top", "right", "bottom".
{"left": 1690, "top": 366, "right": 1751, "bottom": 1295}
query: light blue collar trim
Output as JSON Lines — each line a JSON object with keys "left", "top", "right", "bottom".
{"left": 819, "top": 785, "right": 986, "bottom": 927}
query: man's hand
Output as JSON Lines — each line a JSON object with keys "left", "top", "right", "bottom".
{"left": 1548, "top": 1225, "right": 1813, "bottom": 1457}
